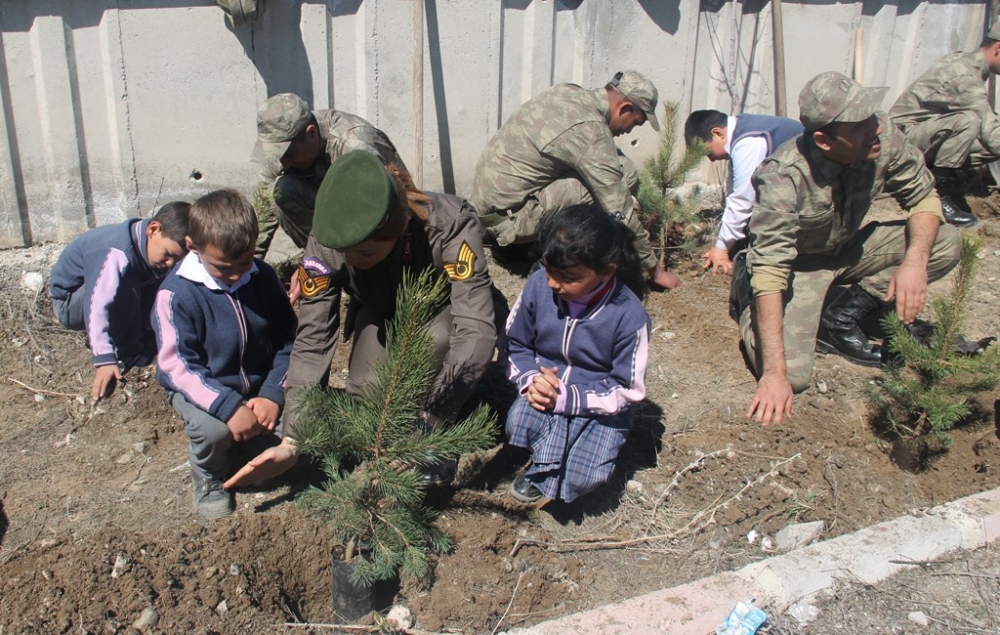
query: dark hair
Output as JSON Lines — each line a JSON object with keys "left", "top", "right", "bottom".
{"left": 152, "top": 201, "right": 190, "bottom": 243}
{"left": 539, "top": 204, "right": 647, "bottom": 300}
{"left": 187, "top": 189, "right": 258, "bottom": 257}
{"left": 684, "top": 109, "right": 727, "bottom": 147}
{"left": 981, "top": 36, "right": 999, "bottom": 49}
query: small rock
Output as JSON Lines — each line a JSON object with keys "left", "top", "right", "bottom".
{"left": 132, "top": 442, "right": 146, "bottom": 453}
{"left": 816, "top": 380, "right": 828, "bottom": 394}
{"left": 661, "top": 331, "right": 675, "bottom": 340}
{"left": 203, "top": 566, "right": 217, "bottom": 579}
{"left": 229, "top": 564, "right": 241, "bottom": 576}
{"left": 34, "top": 393, "right": 45, "bottom": 403}
{"left": 994, "top": 250, "right": 1000, "bottom": 257}
{"left": 774, "top": 521, "right": 825, "bottom": 551}
{"left": 115, "top": 452, "right": 134, "bottom": 464}
{"left": 787, "top": 602, "right": 820, "bottom": 625}
{"left": 908, "top": 610, "right": 929, "bottom": 626}
{"left": 216, "top": 600, "right": 229, "bottom": 615}
{"left": 760, "top": 536, "right": 774, "bottom": 551}
{"left": 111, "top": 554, "right": 129, "bottom": 578}
{"left": 670, "top": 392, "right": 678, "bottom": 399}
{"left": 385, "top": 605, "right": 412, "bottom": 631}
{"left": 132, "top": 607, "right": 158, "bottom": 632}
{"left": 41, "top": 570, "right": 52, "bottom": 580}
{"left": 625, "top": 480, "right": 644, "bottom": 495}
{"left": 989, "top": 277, "right": 997, "bottom": 283}
{"left": 747, "top": 529, "right": 759, "bottom": 544}
{"left": 20, "top": 271, "right": 44, "bottom": 294}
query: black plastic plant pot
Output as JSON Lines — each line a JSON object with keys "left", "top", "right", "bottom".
{"left": 330, "top": 545, "right": 401, "bottom": 624}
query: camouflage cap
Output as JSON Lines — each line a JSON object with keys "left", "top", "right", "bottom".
{"left": 313, "top": 150, "right": 401, "bottom": 249}
{"left": 611, "top": 70, "right": 661, "bottom": 131}
{"left": 251, "top": 93, "right": 312, "bottom": 166}
{"left": 989, "top": 19, "right": 1000, "bottom": 41}
{"left": 798, "top": 71, "right": 888, "bottom": 131}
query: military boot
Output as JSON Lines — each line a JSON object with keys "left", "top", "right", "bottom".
{"left": 815, "top": 285, "right": 884, "bottom": 367}
{"left": 931, "top": 167, "right": 978, "bottom": 227}
{"left": 729, "top": 252, "right": 753, "bottom": 323}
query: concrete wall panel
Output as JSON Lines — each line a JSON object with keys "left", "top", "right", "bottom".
{"left": 0, "top": 0, "right": 993, "bottom": 246}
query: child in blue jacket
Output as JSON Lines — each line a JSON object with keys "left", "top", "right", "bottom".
{"left": 505, "top": 204, "right": 651, "bottom": 504}
{"left": 49, "top": 202, "right": 189, "bottom": 401}
{"left": 152, "top": 189, "right": 297, "bottom": 519}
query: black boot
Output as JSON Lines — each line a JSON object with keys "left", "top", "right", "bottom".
{"left": 815, "top": 285, "right": 885, "bottom": 367}
{"left": 931, "top": 167, "right": 978, "bottom": 228}
{"left": 729, "top": 252, "right": 753, "bottom": 323}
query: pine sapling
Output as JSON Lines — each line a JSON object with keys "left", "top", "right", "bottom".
{"left": 636, "top": 101, "right": 708, "bottom": 270}
{"left": 291, "top": 270, "right": 497, "bottom": 586}
{"left": 870, "top": 234, "right": 1000, "bottom": 467}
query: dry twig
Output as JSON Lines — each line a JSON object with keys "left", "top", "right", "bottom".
{"left": 646, "top": 448, "right": 729, "bottom": 532}
{"left": 8, "top": 377, "right": 79, "bottom": 399}
{"left": 490, "top": 569, "right": 527, "bottom": 635}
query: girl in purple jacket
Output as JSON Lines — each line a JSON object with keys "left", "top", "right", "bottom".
{"left": 505, "top": 204, "right": 651, "bottom": 503}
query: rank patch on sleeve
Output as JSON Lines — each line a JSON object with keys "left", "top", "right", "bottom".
{"left": 298, "top": 257, "right": 332, "bottom": 298}
{"left": 442, "top": 241, "right": 476, "bottom": 281}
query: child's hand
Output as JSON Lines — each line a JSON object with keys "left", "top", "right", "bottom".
{"left": 227, "top": 405, "right": 266, "bottom": 442}
{"left": 247, "top": 397, "right": 280, "bottom": 430}
{"left": 92, "top": 364, "right": 123, "bottom": 401}
{"left": 527, "top": 366, "right": 560, "bottom": 412}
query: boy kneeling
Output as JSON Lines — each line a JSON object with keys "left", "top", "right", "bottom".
{"left": 152, "top": 189, "right": 297, "bottom": 519}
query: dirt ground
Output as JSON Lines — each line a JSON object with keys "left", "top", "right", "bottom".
{"left": 3, "top": 192, "right": 1000, "bottom": 635}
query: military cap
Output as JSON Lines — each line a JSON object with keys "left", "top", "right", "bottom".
{"left": 610, "top": 70, "right": 661, "bottom": 131}
{"left": 798, "top": 71, "right": 888, "bottom": 131}
{"left": 251, "top": 93, "right": 312, "bottom": 167}
{"left": 989, "top": 19, "right": 1000, "bottom": 41}
{"left": 313, "top": 150, "right": 401, "bottom": 249}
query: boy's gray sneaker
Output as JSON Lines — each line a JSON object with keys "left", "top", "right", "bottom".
{"left": 191, "top": 471, "right": 235, "bottom": 519}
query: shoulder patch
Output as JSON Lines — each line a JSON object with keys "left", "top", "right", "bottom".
{"left": 298, "top": 257, "right": 332, "bottom": 298}
{"left": 442, "top": 241, "right": 476, "bottom": 281}
{"left": 302, "top": 256, "right": 332, "bottom": 275}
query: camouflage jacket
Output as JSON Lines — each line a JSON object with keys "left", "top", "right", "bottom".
{"left": 286, "top": 191, "right": 496, "bottom": 424}
{"left": 256, "top": 109, "right": 405, "bottom": 254}
{"left": 890, "top": 51, "right": 1000, "bottom": 154}
{"left": 747, "top": 112, "right": 940, "bottom": 294}
{"left": 470, "top": 84, "right": 656, "bottom": 267}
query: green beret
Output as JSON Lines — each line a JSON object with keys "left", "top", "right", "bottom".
{"left": 313, "top": 150, "right": 399, "bottom": 249}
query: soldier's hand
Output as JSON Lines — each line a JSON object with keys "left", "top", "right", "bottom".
{"left": 885, "top": 262, "right": 927, "bottom": 324}
{"left": 648, "top": 264, "right": 684, "bottom": 290}
{"left": 701, "top": 247, "right": 733, "bottom": 275}
{"left": 747, "top": 371, "right": 794, "bottom": 426}
{"left": 288, "top": 270, "right": 302, "bottom": 305}
{"left": 224, "top": 439, "right": 299, "bottom": 490}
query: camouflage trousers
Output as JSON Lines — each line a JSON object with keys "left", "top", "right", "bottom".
{"left": 482, "top": 153, "right": 639, "bottom": 247}
{"left": 899, "top": 111, "right": 1000, "bottom": 169}
{"left": 739, "top": 220, "right": 961, "bottom": 393}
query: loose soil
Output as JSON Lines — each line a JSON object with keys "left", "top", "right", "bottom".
{"left": 3, "top": 193, "right": 1000, "bottom": 635}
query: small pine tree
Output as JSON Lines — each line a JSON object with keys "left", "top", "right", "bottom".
{"left": 636, "top": 101, "right": 709, "bottom": 270}
{"left": 291, "top": 270, "right": 498, "bottom": 586}
{"left": 870, "top": 234, "right": 1000, "bottom": 461}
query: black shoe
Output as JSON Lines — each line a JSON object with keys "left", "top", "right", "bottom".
{"left": 729, "top": 251, "right": 752, "bottom": 323}
{"left": 940, "top": 193, "right": 978, "bottom": 227}
{"left": 418, "top": 458, "right": 457, "bottom": 486}
{"left": 931, "top": 167, "right": 978, "bottom": 227}
{"left": 509, "top": 470, "right": 543, "bottom": 503}
{"left": 815, "top": 285, "right": 884, "bottom": 367}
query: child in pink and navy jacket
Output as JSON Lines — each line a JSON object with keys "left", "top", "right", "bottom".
{"left": 152, "top": 189, "right": 296, "bottom": 519}
{"left": 504, "top": 204, "right": 651, "bottom": 504}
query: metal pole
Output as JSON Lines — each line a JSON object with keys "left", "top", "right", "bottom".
{"left": 772, "top": 0, "right": 787, "bottom": 116}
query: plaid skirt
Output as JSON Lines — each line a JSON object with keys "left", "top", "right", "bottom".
{"left": 505, "top": 395, "right": 634, "bottom": 502}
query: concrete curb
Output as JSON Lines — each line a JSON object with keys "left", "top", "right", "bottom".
{"left": 514, "top": 487, "right": 1000, "bottom": 635}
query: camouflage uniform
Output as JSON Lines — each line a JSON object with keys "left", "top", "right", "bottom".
{"left": 254, "top": 104, "right": 406, "bottom": 256}
{"left": 286, "top": 191, "right": 497, "bottom": 426}
{"left": 890, "top": 51, "right": 1000, "bottom": 169}
{"left": 742, "top": 111, "right": 961, "bottom": 392}
{"left": 470, "top": 82, "right": 657, "bottom": 270}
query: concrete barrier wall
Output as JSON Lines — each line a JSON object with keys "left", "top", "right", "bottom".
{"left": 0, "top": 0, "right": 990, "bottom": 247}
